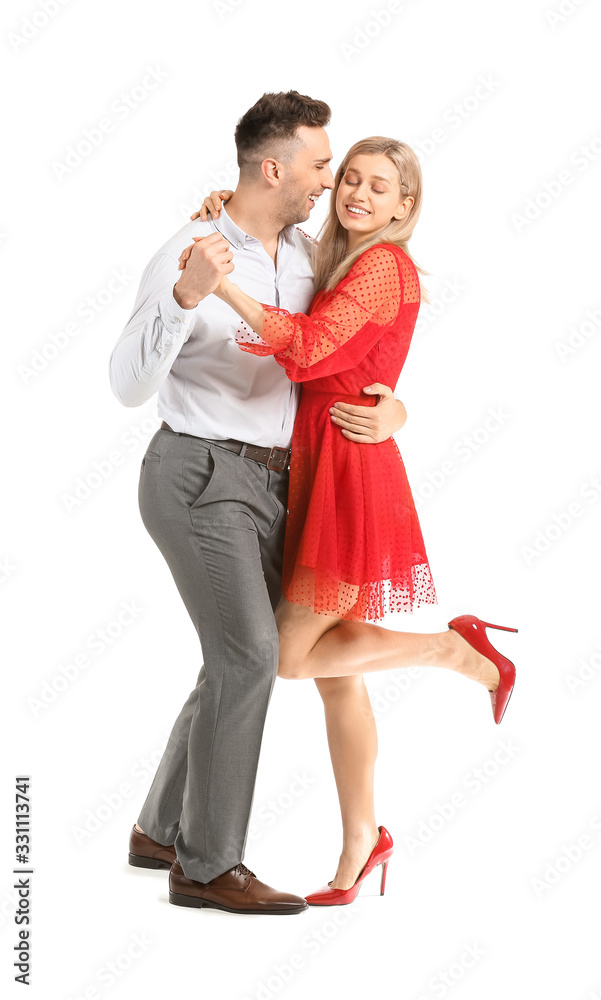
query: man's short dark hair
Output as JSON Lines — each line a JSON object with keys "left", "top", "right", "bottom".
{"left": 235, "top": 90, "right": 331, "bottom": 177}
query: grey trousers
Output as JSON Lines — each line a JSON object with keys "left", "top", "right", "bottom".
{"left": 136, "top": 427, "right": 289, "bottom": 882}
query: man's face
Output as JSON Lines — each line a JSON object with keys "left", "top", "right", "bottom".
{"left": 276, "top": 126, "right": 334, "bottom": 225}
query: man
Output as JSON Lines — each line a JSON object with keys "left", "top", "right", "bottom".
{"left": 109, "top": 90, "right": 407, "bottom": 915}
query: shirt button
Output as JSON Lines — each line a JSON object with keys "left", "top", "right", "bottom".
{"left": 237, "top": 242, "right": 243, "bottom": 248}
{"left": 173, "top": 317, "right": 181, "bottom": 323}
{"left": 157, "top": 347, "right": 162, "bottom": 353}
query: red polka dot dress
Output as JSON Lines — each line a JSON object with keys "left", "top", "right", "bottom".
{"left": 236, "top": 243, "right": 438, "bottom": 623}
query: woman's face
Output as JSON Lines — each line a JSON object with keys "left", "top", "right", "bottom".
{"left": 335, "top": 152, "right": 413, "bottom": 247}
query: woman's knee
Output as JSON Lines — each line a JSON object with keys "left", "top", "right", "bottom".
{"left": 314, "top": 675, "right": 365, "bottom": 701}
{"left": 277, "top": 648, "right": 308, "bottom": 680}
{"left": 275, "top": 601, "right": 342, "bottom": 680}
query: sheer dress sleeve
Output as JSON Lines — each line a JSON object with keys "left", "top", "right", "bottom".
{"left": 235, "top": 245, "right": 416, "bottom": 382}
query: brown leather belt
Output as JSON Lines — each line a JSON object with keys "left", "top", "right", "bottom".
{"left": 160, "top": 420, "right": 290, "bottom": 472}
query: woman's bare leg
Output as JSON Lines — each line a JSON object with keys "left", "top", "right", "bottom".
{"left": 314, "top": 675, "right": 381, "bottom": 890}
{"left": 275, "top": 597, "right": 501, "bottom": 688}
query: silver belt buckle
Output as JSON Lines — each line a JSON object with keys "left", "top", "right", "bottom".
{"left": 267, "top": 446, "right": 289, "bottom": 471}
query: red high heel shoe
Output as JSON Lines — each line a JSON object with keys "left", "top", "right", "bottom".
{"left": 304, "top": 826, "right": 394, "bottom": 906}
{"left": 447, "top": 614, "right": 518, "bottom": 724}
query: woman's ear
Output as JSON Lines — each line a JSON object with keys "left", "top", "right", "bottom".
{"left": 393, "top": 195, "right": 414, "bottom": 220}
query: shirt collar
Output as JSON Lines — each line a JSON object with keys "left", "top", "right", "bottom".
{"left": 215, "top": 204, "right": 296, "bottom": 250}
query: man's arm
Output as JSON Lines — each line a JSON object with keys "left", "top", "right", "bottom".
{"left": 109, "top": 233, "right": 234, "bottom": 407}
{"left": 109, "top": 252, "right": 196, "bottom": 407}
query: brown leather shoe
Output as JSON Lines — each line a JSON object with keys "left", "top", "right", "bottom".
{"left": 128, "top": 824, "right": 177, "bottom": 870}
{"left": 169, "top": 860, "right": 308, "bottom": 914}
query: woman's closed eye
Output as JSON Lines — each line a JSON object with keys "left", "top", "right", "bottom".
{"left": 345, "top": 179, "right": 386, "bottom": 194}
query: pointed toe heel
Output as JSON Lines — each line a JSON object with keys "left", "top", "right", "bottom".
{"left": 448, "top": 614, "right": 518, "bottom": 724}
{"left": 304, "top": 826, "right": 394, "bottom": 906}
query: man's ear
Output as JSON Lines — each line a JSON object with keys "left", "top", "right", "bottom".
{"left": 260, "top": 158, "right": 281, "bottom": 188}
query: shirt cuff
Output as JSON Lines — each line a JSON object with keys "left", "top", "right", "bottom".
{"left": 158, "top": 292, "right": 196, "bottom": 341}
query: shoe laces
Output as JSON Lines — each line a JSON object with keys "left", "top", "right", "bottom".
{"left": 233, "top": 862, "right": 255, "bottom": 878}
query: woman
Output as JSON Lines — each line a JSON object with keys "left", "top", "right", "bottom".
{"left": 179, "top": 136, "right": 518, "bottom": 905}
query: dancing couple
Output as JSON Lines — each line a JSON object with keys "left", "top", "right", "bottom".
{"left": 110, "top": 89, "right": 517, "bottom": 915}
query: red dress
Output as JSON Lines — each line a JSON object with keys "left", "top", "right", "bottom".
{"left": 236, "top": 243, "right": 438, "bottom": 623}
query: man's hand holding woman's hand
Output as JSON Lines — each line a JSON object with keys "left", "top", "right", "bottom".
{"left": 173, "top": 189, "right": 234, "bottom": 308}
{"left": 175, "top": 191, "right": 236, "bottom": 304}
{"left": 173, "top": 233, "right": 234, "bottom": 309}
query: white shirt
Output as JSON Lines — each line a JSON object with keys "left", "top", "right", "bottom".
{"left": 109, "top": 205, "right": 316, "bottom": 448}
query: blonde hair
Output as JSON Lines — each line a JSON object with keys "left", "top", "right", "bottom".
{"left": 312, "top": 136, "right": 430, "bottom": 304}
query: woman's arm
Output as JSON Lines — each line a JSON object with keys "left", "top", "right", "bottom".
{"left": 178, "top": 240, "right": 411, "bottom": 440}
{"left": 223, "top": 245, "right": 410, "bottom": 382}
{"left": 179, "top": 243, "right": 402, "bottom": 362}
{"left": 213, "top": 275, "right": 267, "bottom": 334}
{"left": 214, "top": 269, "right": 410, "bottom": 438}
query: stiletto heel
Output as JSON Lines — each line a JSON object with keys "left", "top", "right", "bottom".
{"left": 479, "top": 620, "right": 518, "bottom": 633}
{"left": 379, "top": 860, "right": 389, "bottom": 896}
{"left": 448, "top": 614, "right": 518, "bottom": 725}
{"left": 304, "top": 826, "right": 394, "bottom": 906}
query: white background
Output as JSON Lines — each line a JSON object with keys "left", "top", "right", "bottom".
{"left": 3, "top": 0, "right": 601, "bottom": 997}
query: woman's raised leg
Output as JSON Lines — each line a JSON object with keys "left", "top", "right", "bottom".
{"left": 275, "top": 597, "right": 501, "bottom": 689}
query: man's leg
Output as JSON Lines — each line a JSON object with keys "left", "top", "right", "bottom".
{"left": 135, "top": 664, "right": 205, "bottom": 847}
{"left": 135, "top": 428, "right": 287, "bottom": 883}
